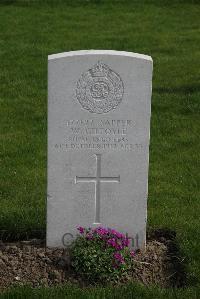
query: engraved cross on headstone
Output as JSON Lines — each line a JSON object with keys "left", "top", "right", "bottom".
{"left": 75, "top": 154, "right": 120, "bottom": 224}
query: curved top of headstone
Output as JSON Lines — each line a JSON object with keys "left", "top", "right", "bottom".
{"left": 48, "top": 50, "right": 152, "bottom": 62}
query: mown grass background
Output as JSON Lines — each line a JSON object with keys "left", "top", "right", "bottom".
{"left": 0, "top": 0, "right": 200, "bottom": 298}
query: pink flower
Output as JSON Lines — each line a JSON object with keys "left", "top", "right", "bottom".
{"left": 95, "top": 227, "right": 108, "bottom": 236}
{"left": 113, "top": 252, "right": 125, "bottom": 264}
{"left": 107, "top": 238, "right": 116, "bottom": 247}
{"left": 122, "top": 237, "right": 130, "bottom": 247}
{"left": 86, "top": 233, "right": 93, "bottom": 240}
{"left": 115, "top": 243, "right": 123, "bottom": 250}
{"left": 130, "top": 250, "right": 135, "bottom": 257}
{"left": 110, "top": 229, "right": 125, "bottom": 239}
{"left": 108, "top": 238, "right": 125, "bottom": 251}
{"left": 77, "top": 226, "right": 85, "bottom": 234}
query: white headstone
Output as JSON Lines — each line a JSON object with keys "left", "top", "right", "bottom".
{"left": 47, "top": 50, "right": 153, "bottom": 249}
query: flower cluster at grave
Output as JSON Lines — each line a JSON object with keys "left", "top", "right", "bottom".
{"left": 70, "top": 226, "right": 135, "bottom": 283}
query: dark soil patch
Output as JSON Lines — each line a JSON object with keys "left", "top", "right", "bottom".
{"left": 147, "top": 228, "right": 187, "bottom": 287}
{"left": 0, "top": 230, "right": 187, "bottom": 290}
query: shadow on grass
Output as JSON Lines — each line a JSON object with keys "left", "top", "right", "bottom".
{"left": 154, "top": 84, "right": 200, "bottom": 95}
{"left": 0, "top": 229, "right": 46, "bottom": 243}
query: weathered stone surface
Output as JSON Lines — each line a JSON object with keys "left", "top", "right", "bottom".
{"left": 47, "top": 50, "right": 153, "bottom": 249}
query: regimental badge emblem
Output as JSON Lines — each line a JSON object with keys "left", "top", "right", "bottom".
{"left": 76, "top": 62, "right": 124, "bottom": 114}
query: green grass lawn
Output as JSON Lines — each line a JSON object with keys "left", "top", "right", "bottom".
{"left": 0, "top": 0, "right": 200, "bottom": 298}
